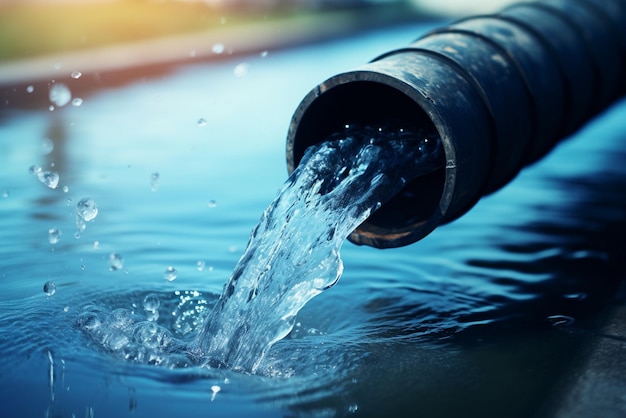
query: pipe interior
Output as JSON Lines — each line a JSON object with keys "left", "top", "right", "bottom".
{"left": 291, "top": 80, "right": 446, "bottom": 236}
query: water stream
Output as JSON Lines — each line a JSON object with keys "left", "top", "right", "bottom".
{"left": 193, "top": 125, "right": 442, "bottom": 372}
{"left": 78, "top": 124, "right": 443, "bottom": 373}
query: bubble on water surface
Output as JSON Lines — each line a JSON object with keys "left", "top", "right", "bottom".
{"left": 48, "top": 228, "right": 61, "bottom": 244}
{"left": 197, "top": 118, "right": 208, "bottom": 127}
{"left": 41, "top": 138, "right": 54, "bottom": 155}
{"left": 2, "top": 190, "right": 9, "bottom": 198}
{"left": 207, "top": 200, "right": 217, "bottom": 208}
{"left": 196, "top": 261, "right": 205, "bottom": 271}
{"left": 212, "top": 43, "right": 225, "bottom": 54}
{"left": 26, "top": 85, "right": 34, "bottom": 93}
{"left": 70, "top": 71, "right": 82, "bottom": 79}
{"left": 164, "top": 266, "right": 177, "bottom": 282}
{"left": 62, "top": 186, "right": 69, "bottom": 193}
{"left": 49, "top": 83, "right": 72, "bottom": 107}
{"left": 260, "top": 50, "right": 269, "bottom": 58}
{"left": 71, "top": 98, "right": 83, "bottom": 107}
{"left": 37, "top": 171, "right": 60, "bottom": 189}
{"left": 43, "top": 281, "right": 56, "bottom": 296}
{"left": 109, "top": 253, "right": 124, "bottom": 271}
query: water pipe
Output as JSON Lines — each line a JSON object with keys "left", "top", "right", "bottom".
{"left": 286, "top": 0, "right": 626, "bottom": 249}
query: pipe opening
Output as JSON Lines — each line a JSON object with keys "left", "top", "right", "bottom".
{"left": 288, "top": 80, "right": 446, "bottom": 247}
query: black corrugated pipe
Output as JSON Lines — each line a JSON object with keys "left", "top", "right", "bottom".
{"left": 286, "top": 0, "right": 626, "bottom": 249}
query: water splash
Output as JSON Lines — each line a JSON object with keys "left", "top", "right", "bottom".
{"left": 76, "top": 125, "right": 442, "bottom": 373}
{"left": 192, "top": 125, "right": 443, "bottom": 372}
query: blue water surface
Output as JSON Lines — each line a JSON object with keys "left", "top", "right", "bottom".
{"left": 1, "top": 22, "right": 626, "bottom": 418}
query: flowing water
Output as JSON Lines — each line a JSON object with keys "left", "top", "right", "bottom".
{"left": 76, "top": 124, "right": 443, "bottom": 373}
{"left": 193, "top": 126, "right": 442, "bottom": 372}
{"left": 1, "top": 23, "right": 626, "bottom": 418}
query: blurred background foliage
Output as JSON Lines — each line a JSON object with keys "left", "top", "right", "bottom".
{"left": 0, "top": 0, "right": 421, "bottom": 61}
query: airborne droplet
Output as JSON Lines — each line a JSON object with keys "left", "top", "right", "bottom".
{"left": 37, "top": 171, "right": 60, "bottom": 189}
{"left": 163, "top": 266, "right": 177, "bottom": 282}
{"left": 48, "top": 228, "right": 61, "bottom": 244}
{"left": 109, "top": 253, "right": 124, "bottom": 271}
{"left": 43, "top": 281, "right": 56, "bottom": 296}
{"left": 49, "top": 83, "right": 72, "bottom": 107}
{"left": 76, "top": 198, "right": 98, "bottom": 222}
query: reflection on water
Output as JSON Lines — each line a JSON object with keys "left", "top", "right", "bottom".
{"left": 0, "top": 23, "right": 625, "bottom": 418}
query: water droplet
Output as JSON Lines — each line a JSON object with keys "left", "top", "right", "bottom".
{"left": 207, "top": 200, "right": 217, "bottom": 208}
{"left": 210, "top": 385, "right": 221, "bottom": 401}
{"left": 260, "top": 50, "right": 269, "bottom": 58}
{"left": 48, "top": 228, "right": 61, "bottom": 244}
{"left": 233, "top": 63, "right": 249, "bottom": 78}
{"left": 41, "top": 138, "right": 54, "bottom": 155}
{"left": 563, "top": 292, "right": 587, "bottom": 301}
{"left": 197, "top": 118, "right": 208, "bottom": 127}
{"left": 37, "top": 171, "right": 60, "bottom": 189}
{"left": 150, "top": 172, "right": 160, "bottom": 192}
{"left": 29, "top": 164, "right": 42, "bottom": 175}
{"left": 26, "top": 85, "right": 34, "bottom": 93}
{"left": 43, "top": 281, "right": 56, "bottom": 296}
{"left": 76, "top": 198, "right": 98, "bottom": 221}
{"left": 70, "top": 71, "right": 82, "bottom": 79}
{"left": 196, "top": 260, "right": 205, "bottom": 271}
{"left": 109, "top": 253, "right": 124, "bottom": 271}
{"left": 71, "top": 97, "right": 83, "bottom": 107}
{"left": 49, "top": 105, "right": 55, "bottom": 112}
{"left": 163, "top": 266, "right": 177, "bottom": 282}
{"left": 348, "top": 404, "right": 359, "bottom": 413}
{"left": 62, "top": 185, "right": 69, "bottom": 193}
{"left": 75, "top": 198, "right": 98, "bottom": 238}
{"left": 212, "top": 43, "right": 225, "bottom": 54}
{"left": 49, "top": 83, "right": 72, "bottom": 107}
{"left": 93, "top": 240, "right": 100, "bottom": 249}
{"left": 143, "top": 294, "right": 160, "bottom": 313}
{"left": 547, "top": 315, "right": 575, "bottom": 327}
